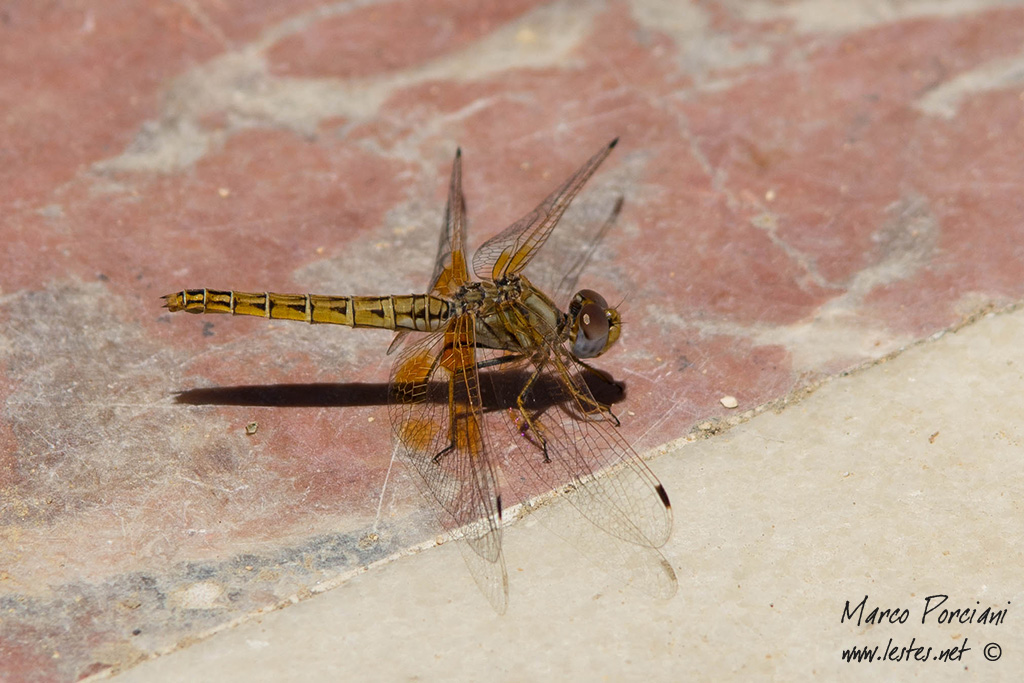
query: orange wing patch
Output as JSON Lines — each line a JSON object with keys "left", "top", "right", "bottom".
{"left": 439, "top": 330, "right": 475, "bottom": 373}
{"left": 392, "top": 349, "right": 433, "bottom": 385}
{"left": 432, "top": 250, "right": 468, "bottom": 297}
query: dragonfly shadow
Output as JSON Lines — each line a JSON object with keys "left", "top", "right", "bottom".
{"left": 174, "top": 383, "right": 391, "bottom": 408}
{"left": 173, "top": 368, "right": 628, "bottom": 411}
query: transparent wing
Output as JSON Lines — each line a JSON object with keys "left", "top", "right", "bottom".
{"left": 483, "top": 299, "right": 673, "bottom": 553}
{"left": 427, "top": 148, "right": 469, "bottom": 296}
{"left": 472, "top": 139, "right": 619, "bottom": 282}
{"left": 388, "top": 313, "right": 508, "bottom": 613}
{"left": 388, "top": 148, "right": 468, "bottom": 355}
{"left": 527, "top": 195, "right": 623, "bottom": 308}
{"left": 517, "top": 483, "right": 677, "bottom": 600}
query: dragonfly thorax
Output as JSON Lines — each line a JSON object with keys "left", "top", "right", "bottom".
{"left": 446, "top": 281, "right": 488, "bottom": 316}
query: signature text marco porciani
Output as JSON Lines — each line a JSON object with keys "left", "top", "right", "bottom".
{"left": 842, "top": 594, "right": 1009, "bottom": 626}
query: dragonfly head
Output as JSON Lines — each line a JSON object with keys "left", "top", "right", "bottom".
{"left": 568, "top": 289, "right": 621, "bottom": 359}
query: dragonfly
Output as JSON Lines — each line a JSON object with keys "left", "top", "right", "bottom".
{"left": 164, "top": 139, "right": 674, "bottom": 612}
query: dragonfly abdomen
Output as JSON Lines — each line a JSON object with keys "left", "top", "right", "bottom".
{"left": 163, "top": 289, "right": 449, "bottom": 332}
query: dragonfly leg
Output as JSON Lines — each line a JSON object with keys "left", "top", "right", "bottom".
{"left": 476, "top": 353, "right": 525, "bottom": 370}
{"left": 476, "top": 353, "right": 619, "bottom": 426}
{"left": 574, "top": 359, "right": 622, "bottom": 427}
{"left": 509, "top": 353, "right": 624, "bottom": 463}
{"left": 432, "top": 445, "right": 451, "bottom": 464}
{"left": 435, "top": 364, "right": 483, "bottom": 465}
{"left": 534, "top": 355, "right": 622, "bottom": 428}
{"left": 513, "top": 363, "right": 551, "bottom": 463}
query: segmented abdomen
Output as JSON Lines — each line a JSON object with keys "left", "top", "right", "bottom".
{"left": 163, "top": 288, "right": 449, "bottom": 332}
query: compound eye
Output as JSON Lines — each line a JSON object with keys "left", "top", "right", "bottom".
{"left": 571, "top": 289, "right": 613, "bottom": 359}
{"left": 579, "top": 301, "right": 610, "bottom": 342}
{"left": 578, "top": 289, "right": 608, "bottom": 310}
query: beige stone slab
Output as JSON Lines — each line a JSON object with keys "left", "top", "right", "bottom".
{"left": 112, "top": 307, "right": 1024, "bottom": 681}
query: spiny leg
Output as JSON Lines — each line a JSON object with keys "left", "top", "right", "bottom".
{"left": 509, "top": 352, "right": 623, "bottom": 462}
{"left": 573, "top": 358, "right": 622, "bottom": 427}
{"left": 434, "top": 362, "right": 482, "bottom": 465}
{"left": 476, "top": 353, "right": 525, "bottom": 371}
{"left": 543, "top": 350, "right": 622, "bottom": 426}
{"left": 433, "top": 367, "right": 463, "bottom": 464}
{"left": 432, "top": 443, "right": 454, "bottom": 464}
{"left": 512, "top": 356, "right": 552, "bottom": 463}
